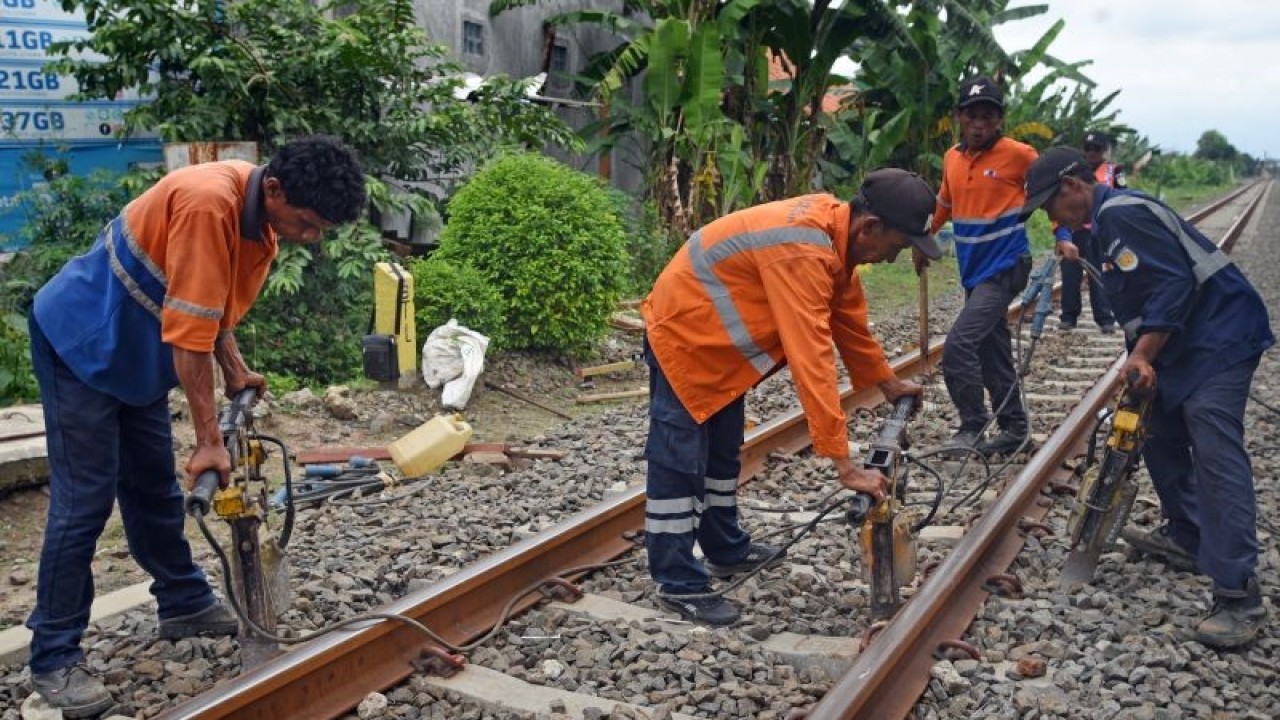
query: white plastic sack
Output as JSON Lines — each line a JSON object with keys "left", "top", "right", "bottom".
{"left": 420, "top": 319, "right": 490, "bottom": 410}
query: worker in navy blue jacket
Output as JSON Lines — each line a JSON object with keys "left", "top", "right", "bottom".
{"left": 1022, "top": 146, "right": 1274, "bottom": 649}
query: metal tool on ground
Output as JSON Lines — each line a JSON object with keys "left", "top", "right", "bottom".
{"left": 847, "top": 395, "right": 920, "bottom": 621}
{"left": 483, "top": 380, "right": 573, "bottom": 420}
{"left": 185, "top": 387, "right": 296, "bottom": 670}
{"left": 1019, "top": 255, "right": 1059, "bottom": 375}
{"left": 1060, "top": 369, "right": 1153, "bottom": 587}
{"left": 918, "top": 261, "right": 930, "bottom": 363}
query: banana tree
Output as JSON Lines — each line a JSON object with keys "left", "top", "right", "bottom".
{"left": 491, "top": 0, "right": 762, "bottom": 234}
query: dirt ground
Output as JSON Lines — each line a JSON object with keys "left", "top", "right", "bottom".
{"left": 0, "top": 328, "right": 650, "bottom": 631}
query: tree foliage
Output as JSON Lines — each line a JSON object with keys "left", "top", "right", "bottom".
{"left": 1194, "top": 130, "right": 1239, "bottom": 162}
{"left": 52, "top": 0, "right": 579, "bottom": 182}
{"left": 494, "top": 0, "right": 1105, "bottom": 226}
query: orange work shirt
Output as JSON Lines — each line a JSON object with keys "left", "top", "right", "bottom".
{"left": 643, "top": 194, "right": 897, "bottom": 458}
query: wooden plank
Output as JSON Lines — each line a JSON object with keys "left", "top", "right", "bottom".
{"left": 608, "top": 312, "right": 646, "bottom": 332}
{"left": 574, "top": 359, "right": 638, "bottom": 379}
{"left": 507, "top": 447, "right": 567, "bottom": 461}
{"left": 575, "top": 388, "right": 648, "bottom": 404}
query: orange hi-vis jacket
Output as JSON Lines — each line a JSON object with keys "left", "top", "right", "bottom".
{"left": 642, "top": 194, "right": 898, "bottom": 459}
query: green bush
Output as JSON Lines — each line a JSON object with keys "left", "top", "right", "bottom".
{"left": 436, "top": 154, "right": 629, "bottom": 354}
{"left": 0, "top": 314, "right": 37, "bottom": 406}
{"left": 406, "top": 256, "right": 506, "bottom": 350}
{"left": 238, "top": 257, "right": 371, "bottom": 386}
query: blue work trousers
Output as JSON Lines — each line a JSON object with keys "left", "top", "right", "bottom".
{"left": 1060, "top": 229, "right": 1114, "bottom": 327}
{"left": 941, "top": 268, "right": 1028, "bottom": 433}
{"left": 643, "top": 343, "right": 750, "bottom": 595}
{"left": 26, "top": 316, "right": 215, "bottom": 674}
{"left": 1142, "top": 356, "right": 1260, "bottom": 593}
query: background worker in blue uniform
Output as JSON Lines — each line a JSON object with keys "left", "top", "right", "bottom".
{"left": 929, "top": 75, "right": 1036, "bottom": 457}
{"left": 1022, "top": 146, "right": 1274, "bottom": 648}
{"left": 25, "top": 136, "right": 366, "bottom": 717}
{"left": 1055, "top": 130, "right": 1120, "bottom": 332}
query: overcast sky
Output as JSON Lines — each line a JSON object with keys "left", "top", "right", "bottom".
{"left": 991, "top": 1, "right": 1280, "bottom": 159}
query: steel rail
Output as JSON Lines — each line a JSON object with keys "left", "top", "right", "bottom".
{"left": 804, "top": 179, "right": 1269, "bottom": 719}
{"left": 165, "top": 181, "right": 1265, "bottom": 720}
{"left": 162, "top": 347, "right": 942, "bottom": 719}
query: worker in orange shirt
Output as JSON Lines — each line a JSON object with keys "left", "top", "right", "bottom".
{"left": 931, "top": 75, "right": 1035, "bottom": 458}
{"left": 1055, "top": 130, "right": 1122, "bottom": 332}
{"left": 641, "top": 169, "right": 935, "bottom": 626}
{"left": 25, "top": 136, "right": 366, "bottom": 717}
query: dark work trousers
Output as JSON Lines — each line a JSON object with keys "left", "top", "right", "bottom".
{"left": 643, "top": 342, "right": 750, "bottom": 595}
{"left": 1142, "top": 356, "right": 1261, "bottom": 593}
{"left": 26, "top": 315, "right": 215, "bottom": 674}
{"left": 1060, "top": 229, "right": 1115, "bottom": 327}
{"left": 941, "top": 268, "right": 1028, "bottom": 434}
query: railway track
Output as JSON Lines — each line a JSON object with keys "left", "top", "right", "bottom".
{"left": 158, "top": 181, "right": 1269, "bottom": 720}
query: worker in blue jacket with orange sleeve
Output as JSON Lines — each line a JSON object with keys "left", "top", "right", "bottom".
{"left": 1022, "top": 146, "right": 1273, "bottom": 649}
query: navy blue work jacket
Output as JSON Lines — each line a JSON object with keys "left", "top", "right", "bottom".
{"left": 1088, "top": 184, "right": 1273, "bottom": 409}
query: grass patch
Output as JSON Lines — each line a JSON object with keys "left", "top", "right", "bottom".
{"left": 860, "top": 214, "right": 1059, "bottom": 312}
{"left": 1127, "top": 181, "right": 1235, "bottom": 213}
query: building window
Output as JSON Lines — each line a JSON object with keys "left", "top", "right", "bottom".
{"left": 462, "top": 21, "right": 485, "bottom": 56}
{"left": 549, "top": 43, "right": 570, "bottom": 90}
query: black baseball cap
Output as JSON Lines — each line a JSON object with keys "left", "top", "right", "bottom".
{"left": 858, "top": 168, "right": 943, "bottom": 259}
{"left": 1083, "top": 131, "right": 1112, "bottom": 149}
{"left": 1020, "top": 146, "right": 1093, "bottom": 219}
{"left": 957, "top": 75, "right": 1003, "bottom": 110}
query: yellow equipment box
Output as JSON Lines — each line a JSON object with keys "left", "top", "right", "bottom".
{"left": 372, "top": 262, "right": 417, "bottom": 387}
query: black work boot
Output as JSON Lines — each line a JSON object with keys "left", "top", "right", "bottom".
{"left": 657, "top": 593, "right": 740, "bottom": 627}
{"left": 159, "top": 601, "right": 239, "bottom": 640}
{"left": 940, "top": 430, "right": 983, "bottom": 459}
{"left": 29, "top": 664, "right": 113, "bottom": 719}
{"left": 1120, "top": 522, "right": 1198, "bottom": 573}
{"left": 1196, "top": 577, "right": 1267, "bottom": 649}
{"left": 705, "top": 543, "right": 787, "bottom": 579}
{"left": 977, "top": 428, "right": 1029, "bottom": 457}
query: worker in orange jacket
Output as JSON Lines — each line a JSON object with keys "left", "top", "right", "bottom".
{"left": 641, "top": 169, "right": 937, "bottom": 626}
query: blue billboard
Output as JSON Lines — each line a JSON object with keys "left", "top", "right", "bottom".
{"left": 0, "top": 0, "right": 162, "bottom": 250}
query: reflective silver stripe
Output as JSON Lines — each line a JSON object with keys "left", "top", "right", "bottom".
{"left": 1123, "top": 316, "right": 1143, "bottom": 343}
{"left": 121, "top": 220, "right": 167, "bottom": 286}
{"left": 164, "top": 296, "right": 224, "bottom": 321}
{"left": 688, "top": 227, "right": 831, "bottom": 375}
{"left": 106, "top": 229, "right": 162, "bottom": 319}
{"left": 951, "top": 209, "right": 1023, "bottom": 226}
{"left": 645, "top": 517, "right": 696, "bottom": 534}
{"left": 704, "top": 476, "right": 737, "bottom": 493}
{"left": 951, "top": 222, "right": 1025, "bottom": 245}
{"left": 705, "top": 494, "right": 736, "bottom": 508}
{"left": 1098, "top": 195, "right": 1232, "bottom": 286}
{"left": 647, "top": 497, "right": 695, "bottom": 515}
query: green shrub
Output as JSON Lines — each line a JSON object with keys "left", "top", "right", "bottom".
{"left": 0, "top": 313, "right": 37, "bottom": 406}
{"left": 238, "top": 257, "right": 371, "bottom": 385}
{"left": 406, "top": 256, "right": 506, "bottom": 349}
{"left": 436, "top": 154, "right": 629, "bottom": 354}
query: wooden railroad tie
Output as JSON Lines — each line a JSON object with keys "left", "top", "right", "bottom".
{"left": 575, "top": 388, "right": 648, "bottom": 404}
